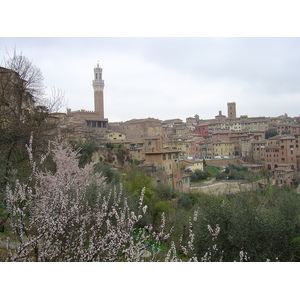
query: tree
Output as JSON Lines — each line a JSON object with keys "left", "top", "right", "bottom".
{"left": 0, "top": 50, "right": 64, "bottom": 187}
{"left": 1, "top": 137, "right": 198, "bottom": 262}
{"left": 265, "top": 129, "right": 278, "bottom": 139}
{"left": 190, "top": 169, "right": 208, "bottom": 182}
{"left": 70, "top": 140, "right": 98, "bottom": 168}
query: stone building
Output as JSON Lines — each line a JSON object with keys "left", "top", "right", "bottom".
{"left": 196, "top": 140, "right": 214, "bottom": 159}
{"left": 180, "top": 159, "right": 204, "bottom": 173}
{"left": 273, "top": 164, "right": 296, "bottom": 186}
{"left": 240, "top": 137, "right": 253, "bottom": 159}
{"left": 250, "top": 135, "right": 297, "bottom": 171}
{"left": 0, "top": 66, "right": 35, "bottom": 125}
{"left": 164, "top": 138, "right": 192, "bottom": 159}
{"left": 215, "top": 110, "right": 227, "bottom": 121}
{"left": 113, "top": 118, "right": 164, "bottom": 139}
{"left": 194, "top": 124, "right": 209, "bottom": 138}
{"left": 186, "top": 114, "right": 200, "bottom": 126}
{"left": 251, "top": 140, "right": 267, "bottom": 164}
{"left": 212, "top": 140, "right": 235, "bottom": 158}
{"left": 264, "top": 135, "right": 297, "bottom": 170}
{"left": 227, "top": 102, "right": 237, "bottom": 119}
{"left": 276, "top": 123, "right": 300, "bottom": 135}
{"left": 138, "top": 149, "right": 190, "bottom": 192}
{"left": 105, "top": 131, "right": 126, "bottom": 141}
{"left": 49, "top": 63, "right": 110, "bottom": 143}
{"left": 64, "top": 63, "right": 108, "bottom": 137}
{"left": 123, "top": 136, "right": 164, "bottom": 162}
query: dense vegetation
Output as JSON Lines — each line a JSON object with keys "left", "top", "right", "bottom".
{"left": 215, "top": 164, "right": 266, "bottom": 182}
{"left": 2, "top": 136, "right": 300, "bottom": 261}
{"left": 1, "top": 117, "right": 300, "bottom": 261}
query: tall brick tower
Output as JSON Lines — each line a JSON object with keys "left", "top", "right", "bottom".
{"left": 93, "top": 62, "right": 105, "bottom": 118}
{"left": 227, "top": 102, "right": 236, "bottom": 119}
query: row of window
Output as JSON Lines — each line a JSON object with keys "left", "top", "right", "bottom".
{"left": 162, "top": 153, "right": 179, "bottom": 160}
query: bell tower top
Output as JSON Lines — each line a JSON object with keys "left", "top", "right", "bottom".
{"left": 93, "top": 62, "right": 104, "bottom": 91}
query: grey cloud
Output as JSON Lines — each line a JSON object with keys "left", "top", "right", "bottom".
{"left": 1, "top": 37, "right": 299, "bottom": 121}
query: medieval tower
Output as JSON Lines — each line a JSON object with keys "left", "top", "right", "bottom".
{"left": 227, "top": 102, "right": 236, "bottom": 119}
{"left": 93, "top": 62, "right": 105, "bottom": 118}
{"left": 65, "top": 62, "right": 108, "bottom": 137}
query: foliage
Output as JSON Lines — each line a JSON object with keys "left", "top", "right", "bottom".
{"left": 70, "top": 140, "right": 97, "bottom": 168}
{"left": 0, "top": 50, "right": 63, "bottom": 190}
{"left": 215, "top": 164, "right": 264, "bottom": 182}
{"left": 121, "top": 168, "right": 155, "bottom": 207}
{"left": 94, "top": 163, "right": 121, "bottom": 184}
{"left": 189, "top": 189, "right": 300, "bottom": 261}
{"left": 121, "top": 168, "right": 178, "bottom": 230}
{"left": 190, "top": 169, "right": 208, "bottom": 182}
{"left": 105, "top": 142, "right": 115, "bottom": 149}
{"left": 155, "top": 183, "right": 178, "bottom": 200}
{"left": 265, "top": 129, "right": 279, "bottom": 139}
{"left": 131, "top": 158, "right": 140, "bottom": 166}
{"left": 177, "top": 193, "right": 199, "bottom": 210}
{"left": 2, "top": 136, "right": 300, "bottom": 262}
{"left": 2, "top": 137, "right": 193, "bottom": 262}
{"left": 205, "top": 166, "right": 220, "bottom": 178}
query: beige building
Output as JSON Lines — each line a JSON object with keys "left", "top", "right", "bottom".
{"left": 240, "top": 116, "right": 269, "bottom": 132}
{"left": 139, "top": 149, "right": 190, "bottom": 192}
{"left": 126, "top": 136, "right": 164, "bottom": 162}
{"left": 105, "top": 131, "right": 126, "bottom": 141}
{"left": 180, "top": 159, "right": 204, "bottom": 172}
{"left": 114, "top": 118, "right": 164, "bottom": 139}
{"left": 240, "top": 137, "right": 252, "bottom": 159}
{"left": 251, "top": 140, "right": 267, "bottom": 164}
{"left": 197, "top": 140, "right": 214, "bottom": 159}
{"left": 212, "top": 140, "right": 235, "bottom": 158}
{"left": 273, "top": 164, "right": 295, "bottom": 186}
{"left": 276, "top": 123, "right": 300, "bottom": 135}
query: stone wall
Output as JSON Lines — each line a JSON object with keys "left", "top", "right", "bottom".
{"left": 190, "top": 179, "right": 268, "bottom": 196}
{"left": 205, "top": 157, "right": 241, "bottom": 167}
{"left": 92, "top": 147, "right": 131, "bottom": 169}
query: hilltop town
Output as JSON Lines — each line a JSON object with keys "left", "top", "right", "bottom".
{"left": 2, "top": 54, "right": 300, "bottom": 263}
{"left": 50, "top": 64, "right": 300, "bottom": 192}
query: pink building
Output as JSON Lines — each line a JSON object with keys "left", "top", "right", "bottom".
{"left": 195, "top": 125, "right": 209, "bottom": 138}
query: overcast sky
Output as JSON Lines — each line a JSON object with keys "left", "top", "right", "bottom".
{"left": 1, "top": 0, "right": 300, "bottom": 293}
{"left": 1, "top": 37, "right": 299, "bottom": 122}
